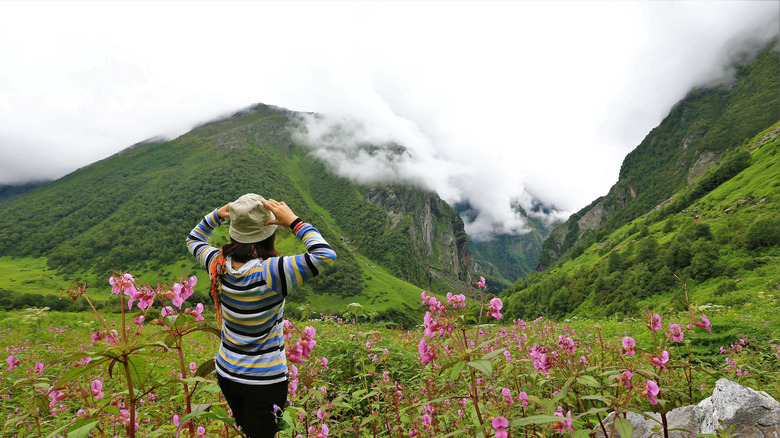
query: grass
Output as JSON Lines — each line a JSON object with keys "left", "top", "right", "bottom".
{"left": 0, "top": 256, "right": 67, "bottom": 296}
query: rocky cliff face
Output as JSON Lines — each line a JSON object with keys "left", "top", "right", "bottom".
{"left": 365, "top": 185, "right": 472, "bottom": 288}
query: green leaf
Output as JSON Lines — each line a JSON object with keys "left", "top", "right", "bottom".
{"left": 194, "top": 383, "right": 221, "bottom": 396}
{"left": 44, "top": 424, "right": 69, "bottom": 438}
{"left": 509, "top": 414, "right": 568, "bottom": 427}
{"left": 614, "top": 416, "right": 633, "bottom": 438}
{"left": 527, "top": 394, "right": 552, "bottom": 410}
{"left": 195, "top": 358, "right": 216, "bottom": 377}
{"left": 55, "top": 357, "right": 107, "bottom": 387}
{"left": 467, "top": 359, "right": 493, "bottom": 377}
{"left": 193, "top": 326, "right": 221, "bottom": 337}
{"left": 126, "top": 355, "right": 151, "bottom": 389}
{"left": 450, "top": 360, "right": 467, "bottom": 380}
{"left": 581, "top": 395, "right": 616, "bottom": 404}
{"left": 552, "top": 376, "right": 575, "bottom": 403}
{"left": 142, "top": 427, "right": 173, "bottom": 437}
{"left": 573, "top": 430, "right": 591, "bottom": 438}
{"left": 67, "top": 419, "right": 99, "bottom": 438}
{"left": 480, "top": 348, "right": 506, "bottom": 361}
{"left": 33, "top": 393, "right": 50, "bottom": 415}
{"left": 192, "top": 402, "right": 212, "bottom": 413}
{"left": 576, "top": 375, "right": 601, "bottom": 388}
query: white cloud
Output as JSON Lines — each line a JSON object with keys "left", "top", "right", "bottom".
{"left": 0, "top": 1, "right": 776, "bottom": 239}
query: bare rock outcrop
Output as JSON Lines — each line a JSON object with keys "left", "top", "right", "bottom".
{"left": 596, "top": 379, "right": 780, "bottom": 437}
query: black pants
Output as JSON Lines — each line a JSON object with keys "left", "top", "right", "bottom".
{"left": 217, "top": 374, "right": 288, "bottom": 438}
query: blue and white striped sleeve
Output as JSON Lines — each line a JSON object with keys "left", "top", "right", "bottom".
{"left": 265, "top": 222, "right": 337, "bottom": 297}
{"left": 186, "top": 208, "right": 224, "bottom": 271}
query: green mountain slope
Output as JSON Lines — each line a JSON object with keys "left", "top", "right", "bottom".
{"left": 538, "top": 41, "right": 780, "bottom": 270}
{"left": 0, "top": 104, "right": 471, "bottom": 322}
{"left": 505, "top": 120, "right": 780, "bottom": 320}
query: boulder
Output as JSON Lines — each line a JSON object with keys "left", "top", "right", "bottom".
{"left": 595, "top": 379, "right": 780, "bottom": 437}
{"left": 696, "top": 378, "right": 780, "bottom": 437}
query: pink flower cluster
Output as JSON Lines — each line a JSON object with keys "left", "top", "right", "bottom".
{"left": 170, "top": 276, "right": 197, "bottom": 308}
{"left": 647, "top": 313, "right": 662, "bottom": 334}
{"left": 529, "top": 343, "right": 552, "bottom": 375}
{"left": 620, "top": 337, "right": 636, "bottom": 356}
{"left": 286, "top": 324, "right": 317, "bottom": 364}
{"left": 552, "top": 407, "right": 573, "bottom": 434}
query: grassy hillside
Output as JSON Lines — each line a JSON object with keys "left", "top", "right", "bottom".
{"left": 505, "top": 122, "right": 780, "bottom": 320}
{"left": 0, "top": 104, "right": 473, "bottom": 322}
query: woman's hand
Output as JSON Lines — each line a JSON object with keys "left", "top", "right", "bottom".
{"left": 217, "top": 203, "right": 231, "bottom": 219}
{"left": 261, "top": 199, "right": 298, "bottom": 227}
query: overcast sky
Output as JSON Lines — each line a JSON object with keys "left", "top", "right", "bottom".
{"left": 0, "top": 1, "right": 777, "bottom": 239}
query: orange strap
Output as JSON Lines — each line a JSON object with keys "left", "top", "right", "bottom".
{"left": 210, "top": 251, "right": 226, "bottom": 329}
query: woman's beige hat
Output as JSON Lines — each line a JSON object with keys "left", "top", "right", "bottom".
{"left": 228, "top": 193, "right": 278, "bottom": 243}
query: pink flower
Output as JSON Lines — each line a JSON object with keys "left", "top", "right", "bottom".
{"left": 558, "top": 335, "right": 576, "bottom": 355}
{"left": 127, "top": 285, "right": 155, "bottom": 310}
{"left": 502, "top": 387, "right": 513, "bottom": 404}
{"left": 418, "top": 337, "right": 437, "bottom": 365}
{"left": 530, "top": 343, "right": 552, "bottom": 375}
{"left": 618, "top": 370, "right": 632, "bottom": 388}
{"left": 90, "top": 331, "right": 102, "bottom": 343}
{"left": 620, "top": 337, "right": 636, "bottom": 356}
{"left": 6, "top": 355, "right": 19, "bottom": 371}
{"left": 651, "top": 350, "right": 669, "bottom": 370}
{"left": 423, "top": 312, "right": 440, "bottom": 338}
{"left": 552, "top": 407, "right": 573, "bottom": 434}
{"left": 667, "top": 323, "right": 684, "bottom": 342}
{"left": 518, "top": 391, "right": 528, "bottom": 407}
{"left": 318, "top": 423, "right": 329, "bottom": 437}
{"left": 421, "top": 290, "right": 441, "bottom": 311}
{"left": 319, "top": 357, "right": 330, "bottom": 370}
{"left": 196, "top": 426, "right": 206, "bottom": 438}
{"left": 422, "top": 414, "right": 431, "bottom": 425}
{"left": 488, "top": 297, "right": 503, "bottom": 320}
{"left": 109, "top": 272, "right": 137, "bottom": 296}
{"left": 446, "top": 292, "right": 467, "bottom": 308}
{"left": 476, "top": 277, "right": 487, "bottom": 290}
{"left": 47, "top": 387, "right": 67, "bottom": 408}
{"left": 161, "top": 306, "right": 175, "bottom": 317}
{"left": 188, "top": 303, "right": 205, "bottom": 321}
{"left": 105, "top": 330, "right": 119, "bottom": 344}
{"left": 694, "top": 315, "right": 712, "bottom": 334}
{"left": 91, "top": 380, "right": 104, "bottom": 399}
{"left": 492, "top": 416, "right": 509, "bottom": 438}
{"left": 647, "top": 313, "right": 662, "bottom": 334}
{"left": 34, "top": 362, "right": 44, "bottom": 374}
{"left": 189, "top": 362, "right": 198, "bottom": 374}
{"left": 287, "top": 343, "right": 303, "bottom": 364}
{"left": 643, "top": 380, "right": 660, "bottom": 405}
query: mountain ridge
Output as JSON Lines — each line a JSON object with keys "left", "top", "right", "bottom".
{"left": 0, "top": 103, "right": 474, "bottom": 322}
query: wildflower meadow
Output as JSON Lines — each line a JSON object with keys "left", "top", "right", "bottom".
{"left": 1, "top": 273, "right": 779, "bottom": 437}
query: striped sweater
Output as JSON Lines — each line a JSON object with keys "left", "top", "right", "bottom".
{"left": 186, "top": 208, "right": 336, "bottom": 385}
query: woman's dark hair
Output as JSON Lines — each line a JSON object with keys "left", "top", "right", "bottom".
{"left": 222, "top": 232, "right": 279, "bottom": 263}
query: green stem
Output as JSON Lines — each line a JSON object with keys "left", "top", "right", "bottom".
{"left": 461, "top": 328, "right": 484, "bottom": 428}
{"left": 176, "top": 338, "right": 195, "bottom": 437}
{"left": 122, "top": 358, "right": 136, "bottom": 438}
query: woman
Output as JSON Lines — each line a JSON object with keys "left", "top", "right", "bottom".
{"left": 186, "top": 193, "right": 336, "bottom": 437}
